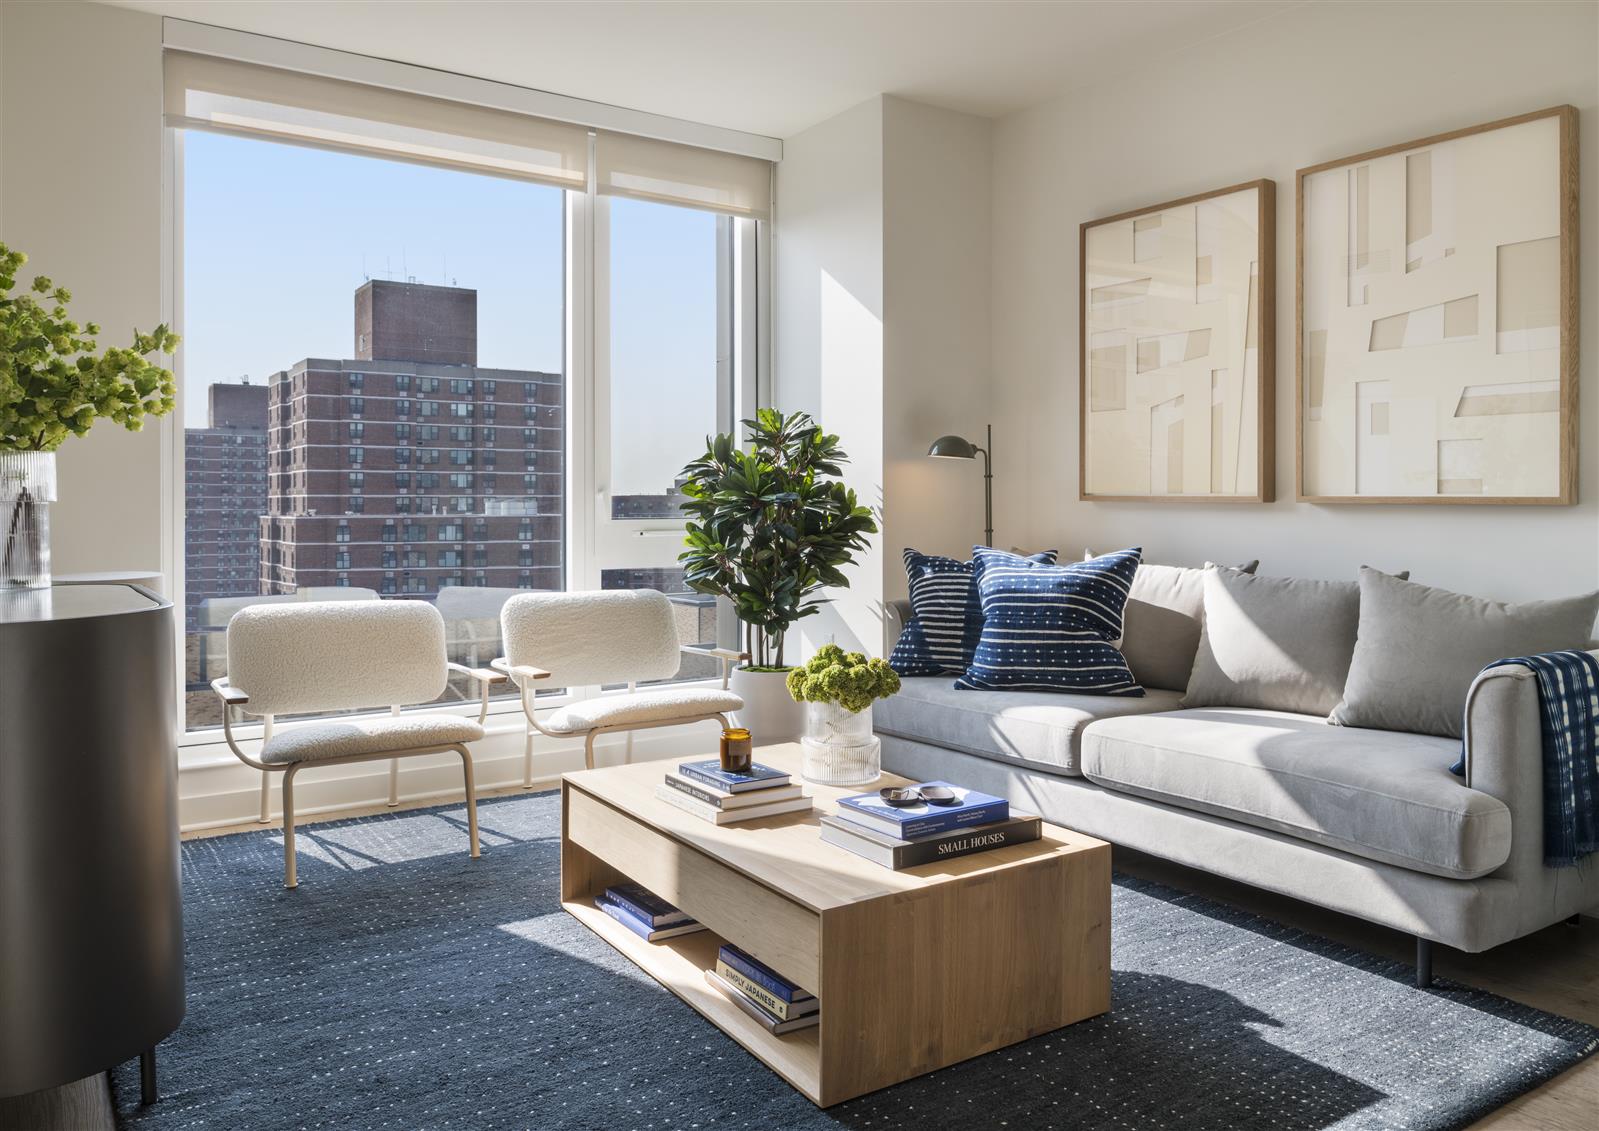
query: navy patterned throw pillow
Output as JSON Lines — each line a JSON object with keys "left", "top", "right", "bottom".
{"left": 889, "top": 547, "right": 1058, "bottom": 676}
{"left": 956, "top": 546, "right": 1144, "bottom": 696}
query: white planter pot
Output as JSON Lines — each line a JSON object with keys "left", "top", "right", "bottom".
{"left": 800, "top": 701, "right": 882, "bottom": 786}
{"left": 729, "top": 666, "right": 805, "bottom": 743}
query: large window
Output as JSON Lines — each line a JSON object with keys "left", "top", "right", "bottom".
{"left": 173, "top": 54, "right": 767, "bottom": 732}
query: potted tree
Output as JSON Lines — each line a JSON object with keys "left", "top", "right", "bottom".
{"left": 0, "top": 242, "right": 177, "bottom": 588}
{"left": 678, "top": 408, "right": 877, "bottom": 741}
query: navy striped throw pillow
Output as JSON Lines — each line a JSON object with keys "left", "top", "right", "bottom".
{"left": 889, "top": 547, "right": 1058, "bottom": 676}
{"left": 957, "top": 546, "right": 1144, "bottom": 696}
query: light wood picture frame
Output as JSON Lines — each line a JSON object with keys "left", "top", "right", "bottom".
{"left": 1079, "top": 179, "right": 1276, "bottom": 503}
{"left": 1296, "top": 106, "right": 1578, "bottom": 505}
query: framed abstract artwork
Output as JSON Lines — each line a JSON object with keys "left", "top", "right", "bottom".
{"left": 1297, "top": 106, "right": 1578, "bottom": 504}
{"left": 1080, "top": 180, "right": 1275, "bottom": 502}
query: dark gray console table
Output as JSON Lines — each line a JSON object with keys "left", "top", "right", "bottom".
{"left": 0, "top": 583, "right": 184, "bottom": 1104}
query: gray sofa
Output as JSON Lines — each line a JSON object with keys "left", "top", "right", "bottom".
{"left": 879, "top": 599, "right": 1599, "bottom": 986}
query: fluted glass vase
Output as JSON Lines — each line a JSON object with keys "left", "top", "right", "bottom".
{"left": 800, "top": 701, "right": 882, "bottom": 786}
{"left": 0, "top": 451, "right": 56, "bottom": 589}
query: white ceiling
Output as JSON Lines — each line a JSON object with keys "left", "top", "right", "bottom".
{"left": 111, "top": 0, "right": 1299, "bottom": 139}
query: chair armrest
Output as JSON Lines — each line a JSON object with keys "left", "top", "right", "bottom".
{"left": 210, "top": 678, "right": 249, "bottom": 707}
{"left": 447, "top": 662, "right": 508, "bottom": 684}
{"left": 680, "top": 646, "right": 749, "bottom": 690}
{"left": 680, "top": 646, "right": 750, "bottom": 663}
{"left": 489, "top": 657, "right": 553, "bottom": 681}
{"left": 209, "top": 678, "right": 269, "bottom": 771}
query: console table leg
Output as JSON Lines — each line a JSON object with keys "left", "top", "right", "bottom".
{"left": 139, "top": 1048, "right": 157, "bottom": 1105}
{"left": 1414, "top": 937, "right": 1433, "bottom": 989}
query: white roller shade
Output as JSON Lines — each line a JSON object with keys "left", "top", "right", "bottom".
{"left": 164, "top": 51, "right": 589, "bottom": 191}
{"left": 596, "top": 130, "right": 771, "bottom": 220}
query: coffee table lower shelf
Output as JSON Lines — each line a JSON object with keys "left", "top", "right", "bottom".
{"left": 560, "top": 758, "right": 1111, "bottom": 1108}
{"left": 562, "top": 898, "right": 823, "bottom": 1101}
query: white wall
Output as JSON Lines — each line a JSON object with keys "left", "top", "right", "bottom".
{"left": 0, "top": 1, "right": 169, "bottom": 582}
{"left": 775, "top": 95, "right": 994, "bottom": 656}
{"left": 882, "top": 96, "right": 993, "bottom": 584}
{"left": 991, "top": 0, "right": 1599, "bottom": 601}
{"left": 775, "top": 96, "right": 887, "bottom": 655}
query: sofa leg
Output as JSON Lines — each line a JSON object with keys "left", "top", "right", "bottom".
{"left": 1415, "top": 937, "right": 1433, "bottom": 989}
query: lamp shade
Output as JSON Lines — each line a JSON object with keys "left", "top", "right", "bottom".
{"left": 927, "top": 434, "right": 979, "bottom": 459}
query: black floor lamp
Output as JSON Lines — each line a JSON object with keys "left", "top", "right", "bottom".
{"left": 927, "top": 424, "right": 993, "bottom": 548}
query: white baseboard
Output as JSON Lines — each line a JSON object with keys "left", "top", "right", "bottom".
{"left": 177, "top": 723, "right": 715, "bottom": 832}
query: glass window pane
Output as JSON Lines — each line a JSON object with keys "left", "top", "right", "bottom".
{"left": 181, "top": 131, "right": 565, "bottom": 730}
{"left": 607, "top": 197, "right": 722, "bottom": 520}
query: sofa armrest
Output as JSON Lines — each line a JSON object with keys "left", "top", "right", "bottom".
{"left": 886, "top": 598, "right": 914, "bottom": 643}
{"left": 1459, "top": 655, "right": 1592, "bottom": 880}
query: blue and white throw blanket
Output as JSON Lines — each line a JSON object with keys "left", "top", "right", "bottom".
{"left": 1452, "top": 650, "right": 1599, "bottom": 868}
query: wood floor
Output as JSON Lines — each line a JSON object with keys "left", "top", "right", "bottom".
{"left": 5, "top": 788, "right": 1593, "bottom": 1131}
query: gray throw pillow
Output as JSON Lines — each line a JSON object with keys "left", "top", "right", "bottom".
{"left": 1331, "top": 568, "right": 1599, "bottom": 739}
{"left": 1084, "top": 552, "right": 1260, "bottom": 692}
{"left": 1184, "top": 569, "right": 1363, "bottom": 716}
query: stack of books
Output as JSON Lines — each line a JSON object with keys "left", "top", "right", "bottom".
{"left": 704, "top": 943, "right": 819, "bottom": 1035}
{"left": 820, "top": 781, "right": 1042, "bottom": 870}
{"left": 654, "top": 759, "right": 813, "bottom": 825}
{"left": 594, "top": 882, "right": 708, "bottom": 942}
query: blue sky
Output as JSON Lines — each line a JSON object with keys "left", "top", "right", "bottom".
{"left": 184, "top": 130, "right": 717, "bottom": 494}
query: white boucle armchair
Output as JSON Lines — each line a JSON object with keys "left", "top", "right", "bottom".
{"left": 212, "top": 599, "right": 505, "bottom": 888}
{"left": 493, "top": 589, "right": 746, "bottom": 778}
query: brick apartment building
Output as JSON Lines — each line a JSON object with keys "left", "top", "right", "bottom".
{"left": 184, "top": 380, "right": 270, "bottom": 630}
{"left": 259, "top": 280, "right": 564, "bottom": 599}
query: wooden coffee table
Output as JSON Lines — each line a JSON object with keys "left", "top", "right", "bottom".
{"left": 560, "top": 744, "right": 1110, "bottom": 1106}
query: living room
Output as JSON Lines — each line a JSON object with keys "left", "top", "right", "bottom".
{"left": 0, "top": 1, "right": 1595, "bottom": 1128}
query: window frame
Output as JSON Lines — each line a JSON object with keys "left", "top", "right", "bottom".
{"left": 167, "top": 116, "right": 768, "bottom": 749}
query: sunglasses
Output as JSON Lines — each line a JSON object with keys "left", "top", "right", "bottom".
{"left": 879, "top": 785, "right": 959, "bottom": 808}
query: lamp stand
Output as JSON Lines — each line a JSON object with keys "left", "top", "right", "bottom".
{"left": 977, "top": 423, "right": 993, "bottom": 548}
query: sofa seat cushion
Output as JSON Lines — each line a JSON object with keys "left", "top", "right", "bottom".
{"left": 262, "top": 713, "right": 485, "bottom": 764}
{"left": 1080, "top": 708, "right": 1510, "bottom": 879}
{"left": 543, "top": 688, "right": 742, "bottom": 734}
{"left": 874, "top": 676, "right": 1186, "bottom": 776}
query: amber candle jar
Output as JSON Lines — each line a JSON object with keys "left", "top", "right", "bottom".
{"left": 719, "top": 727, "right": 753, "bottom": 773}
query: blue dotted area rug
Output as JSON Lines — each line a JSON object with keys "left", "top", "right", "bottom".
{"left": 113, "top": 791, "right": 1595, "bottom": 1130}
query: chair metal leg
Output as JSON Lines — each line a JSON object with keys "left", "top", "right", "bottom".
{"left": 387, "top": 758, "right": 400, "bottom": 807}
{"left": 457, "top": 746, "right": 481, "bottom": 858}
{"left": 257, "top": 715, "right": 276, "bottom": 823}
{"left": 282, "top": 765, "right": 300, "bottom": 889}
{"left": 624, "top": 683, "right": 636, "bottom": 764}
{"left": 1415, "top": 936, "right": 1433, "bottom": 988}
{"left": 523, "top": 727, "right": 534, "bottom": 788}
{"left": 139, "top": 1047, "right": 157, "bottom": 1105}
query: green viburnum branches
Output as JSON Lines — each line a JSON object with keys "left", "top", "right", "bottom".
{"left": 0, "top": 242, "right": 178, "bottom": 452}
{"left": 678, "top": 408, "right": 878, "bottom": 669}
{"left": 785, "top": 644, "right": 900, "bottom": 713}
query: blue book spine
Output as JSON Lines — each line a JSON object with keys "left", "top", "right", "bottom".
{"left": 678, "top": 761, "right": 789, "bottom": 792}
{"left": 717, "top": 945, "right": 809, "bottom": 1003}
{"left": 896, "top": 800, "right": 1009, "bottom": 839}
{"left": 595, "top": 895, "right": 657, "bottom": 941}
{"left": 604, "top": 885, "right": 684, "bottom": 927}
{"left": 837, "top": 795, "right": 1010, "bottom": 839}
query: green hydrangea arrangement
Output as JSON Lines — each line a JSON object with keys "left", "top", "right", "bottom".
{"left": 0, "top": 242, "right": 178, "bottom": 452}
{"left": 786, "top": 643, "right": 901, "bottom": 714}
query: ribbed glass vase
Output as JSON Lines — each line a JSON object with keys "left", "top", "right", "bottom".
{"left": 0, "top": 451, "right": 57, "bottom": 589}
{"left": 800, "top": 701, "right": 882, "bottom": 786}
